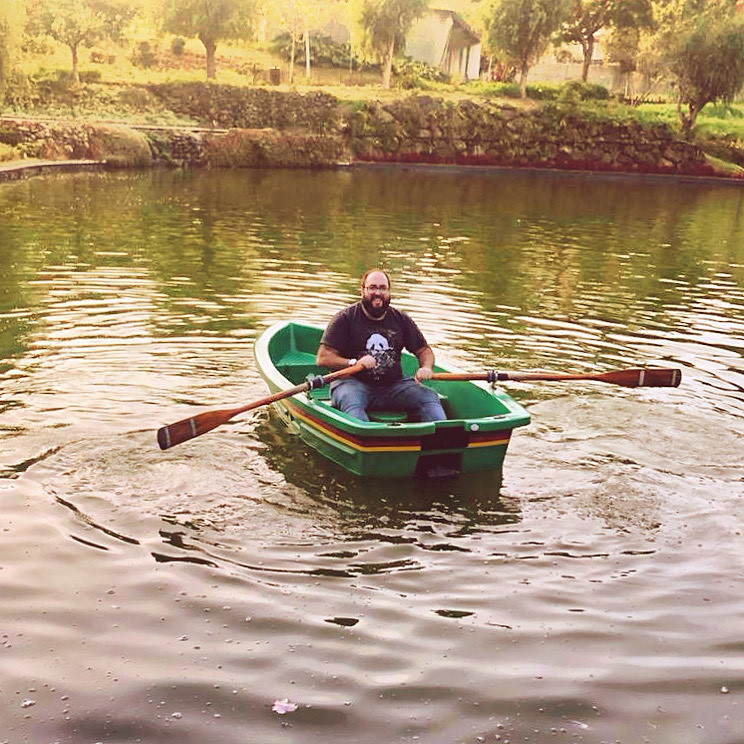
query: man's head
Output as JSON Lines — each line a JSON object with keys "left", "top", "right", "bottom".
{"left": 360, "top": 269, "right": 391, "bottom": 319}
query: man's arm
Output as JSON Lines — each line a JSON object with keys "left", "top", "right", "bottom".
{"left": 414, "top": 345, "right": 435, "bottom": 381}
{"left": 316, "top": 344, "right": 375, "bottom": 371}
{"left": 316, "top": 343, "right": 349, "bottom": 369}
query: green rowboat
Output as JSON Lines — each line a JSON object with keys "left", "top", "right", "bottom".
{"left": 254, "top": 320, "right": 530, "bottom": 478}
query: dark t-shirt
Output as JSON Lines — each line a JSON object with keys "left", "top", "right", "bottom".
{"left": 319, "top": 303, "right": 429, "bottom": 385}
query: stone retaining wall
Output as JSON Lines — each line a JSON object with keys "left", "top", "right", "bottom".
{"left": 0, "top": 87, "right": 721, "bottom": 176}
{"left": 347, "top": 97, "right": 708, "bottom": 175}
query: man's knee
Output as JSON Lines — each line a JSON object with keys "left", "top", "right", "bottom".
{"left": 330, "top": 379, "right": 370, "bottom": 420}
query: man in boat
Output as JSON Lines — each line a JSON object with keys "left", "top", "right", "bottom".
{"left": 315, "top": 269, "right": 447, "bottom": 422}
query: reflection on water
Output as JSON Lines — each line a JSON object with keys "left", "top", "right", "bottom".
{"left": 1, "top": 167, "right": 743, "bottom": 744}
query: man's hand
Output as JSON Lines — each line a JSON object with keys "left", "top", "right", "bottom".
{"left": 415, "top": 367, "right": 433, "bottom": 382}
{"left": 359, "top": 354, "right": 376, "bottom": 369}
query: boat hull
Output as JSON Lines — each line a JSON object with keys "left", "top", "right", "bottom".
{"left": 254, "top": 321, "right": 530, "bottom": 478}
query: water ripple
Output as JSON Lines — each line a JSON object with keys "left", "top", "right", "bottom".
{"left": 2, "top": 169, "right": 743, "bottom": 744}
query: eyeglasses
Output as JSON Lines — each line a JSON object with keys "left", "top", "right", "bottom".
{"left": 363, "top": 284, "right": 390, "bottom": 293}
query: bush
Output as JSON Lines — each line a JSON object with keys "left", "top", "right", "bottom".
{"left": 270, "top": 32, "right": 361, "bottom": 69}
{"left": 79, "top": 69, "right": 102, "bottom": 83}
{"left": 463, "top": 80, "right": 521, "bottom": 98}
{"left": 0, "top": 142, "right": 18, "bottom": 162}
{"left": 527, "top": 83, "right": 560, "bottom": 100}
{"left": 131, "top": 41, "right": 157, "bottom": 69}
{"left": 392, "top": 58, "right": 449, "bottom": 89}
{"left": 2, "top": 69, "right": 32, "bottom": 108}
{"left": 90, "top": 50, "right": 115, "bottom": 64}
{"left": 88, "top": 124, "right": 153, "bottom": 167}
{"left": 171, "top": 37, "right": 186, "bottom": 56}
{"left": 560, "top": 80, "right": 610, "bottom": 102}
{"left": 464, "top": 80, "right": 559, "bottom": 100}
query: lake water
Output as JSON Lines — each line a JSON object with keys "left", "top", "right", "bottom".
{"left": 1, "top": 166, "right": 743, "bottom": 744}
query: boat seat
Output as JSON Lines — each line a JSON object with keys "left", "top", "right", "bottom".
{"left": 307, "top": 391, "right": 406, "bottom": 423}
{"left": 369, "top": 394, "right": 449, "bottom": 423}
{"left": 307, "top": 390, "right": 447, "bottom": 423}
{"left": 307, "top": 387, "right": 332, "bottom": 401}
{"left": 276, "top": 350, "right": 316, "bottom": 366}
{"left": 368, "top": 410, "right": 407, "bottom": 424}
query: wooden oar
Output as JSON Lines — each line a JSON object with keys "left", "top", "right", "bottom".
{"left": 157, "top": 362, "right": 364, "bottom": 450}
{"left": 431, "top": 367, "right": 682, "bottom": 388}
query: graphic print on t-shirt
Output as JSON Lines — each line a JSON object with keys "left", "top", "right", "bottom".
{"left": 366, "top": 332, "right": 396, "bottom": 381}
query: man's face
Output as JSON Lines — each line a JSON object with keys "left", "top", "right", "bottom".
{"left": 361, "top": 271, "right": 391, "bottom": 318}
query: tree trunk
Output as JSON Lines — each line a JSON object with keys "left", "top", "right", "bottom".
{"left": 290, "top": 34, "right": 296, "bottom": 83}
{"left": 581, "top": 35, "right": 594, "bottom": 82}
{"left": 382, "top": 35, "right": 395, "bottom": 88}
{"left": 70, "top": 43, "right": 80, "bottom": 85}
{"left": 519, "top": 66, "right": 528, "bottom": 99}
{"left": 304, "top": 27, "right": 310, "bottom": 78}
{"left": 678, "top": 98, "right": 702, "bottom": 136}
{"left": 200, "top": 35, "right": 217, "bottom": 79}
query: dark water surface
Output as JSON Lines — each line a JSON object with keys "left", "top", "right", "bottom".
{"left": 1, "top": 167, "right": 743, "bottom": 744}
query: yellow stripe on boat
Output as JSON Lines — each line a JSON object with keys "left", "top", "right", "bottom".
{"left": 285, "top": 402, "right": 422, "bottom": 452}
{"left": 284, "top": 400, "right": 512, "bottom": 452}
{"left": 468, "top": 435, "right": 511, "bottom": 448}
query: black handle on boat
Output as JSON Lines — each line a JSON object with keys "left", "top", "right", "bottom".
{"left": 431, "top": 367, "right": 682, "bottom": 388}
{"left": 157, "top": 362, "right": 364, "bottom": 450}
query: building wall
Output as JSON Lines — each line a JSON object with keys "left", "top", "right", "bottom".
{"left": 405, "top": 14, "right": 452, "bottom": 68}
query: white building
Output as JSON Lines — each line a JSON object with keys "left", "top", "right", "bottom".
{"left": 405, "top": 10, "right": 481, "bottom": 82}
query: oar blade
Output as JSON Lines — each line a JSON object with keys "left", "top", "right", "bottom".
{"left": 638, "top": 367, "right": 682, "bottom": 388}
{"left": 157, "top": 409, "right": 235, "bottom": 450}
{"left": 599, "top": 367, "right": 682, "bottom": 388}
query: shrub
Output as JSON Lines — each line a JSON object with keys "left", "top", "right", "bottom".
{"left": 526, "top": 83, "right": 560, "bottom": 100}
{"left": 171, "top": 37, "right": 186, "bottom": 56}
{"left": 0, "top": 142, "right": 18, "bottom": 162}
{"left": 468, "top": 81, "right": 558, "bottom": 100}
{"left": 392, "top": 58, "right": 449, "bottom": 89}
{"left": 88, "top": 124, "right": 153, "bottom": 167}
{"left": 463, "top": 80, "right": 521, "bottom": 98}
{"left": 90, "top": 50, "right": 115, "bottom": 64}
{"left": 131, "top": 41, "right": 157, "bottom": 69}
{"left": 560, "top": 80, "right": 610, "bottom": 102}
{"left": 79, "top": 69, "right": 102, "bottom": 83}
{"left": 2, "top": 69, "right": 32, "bottom": 108}
{"left": 270, "top": 32, "right": 362, "bottom": 69}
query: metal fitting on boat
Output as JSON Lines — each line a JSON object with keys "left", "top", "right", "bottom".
{"left": 306, "top": 373, "right": 326, "bottom": 389}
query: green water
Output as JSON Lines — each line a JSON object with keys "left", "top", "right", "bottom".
{"left": 1, "top": 166, "right": 743, "bottom": 744}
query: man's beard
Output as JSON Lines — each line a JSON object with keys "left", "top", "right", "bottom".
{"left": 361, "top": 295, "right": 390, "bottom": 319}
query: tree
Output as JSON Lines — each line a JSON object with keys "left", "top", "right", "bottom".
{"left": 604, "top": 25, "right": 641, "bottom": 99}
{"left": 653, "top": 0, "right": 744, "bottom": 132}
{"left": 29, "top": 0, "right": 136, "bottom": 84}
{"left": 359, "top": 0, "right": 429, "bottom": 88}
{"left": 268, "top": 0, "right": 341, "bottom": 83}
{"left": 161, "top": 0, "right": 257, "bottom": 79}
{"left": 558, "top": 0, "right": 651, "bottom": 82}
{"left": 0, "top": 0, "right": 25, "bottom": 99}
{"left": 487, "top": 0, "right": 568, "bottom": 98}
